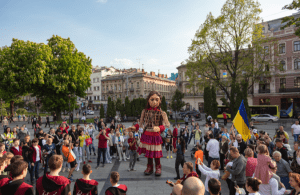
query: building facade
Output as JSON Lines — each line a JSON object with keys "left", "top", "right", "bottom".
{"left": 101, "top": 69, "right": 177, "bottom": 103}
{"left": 253, "top": 14, "right": 300, "bottom": 113}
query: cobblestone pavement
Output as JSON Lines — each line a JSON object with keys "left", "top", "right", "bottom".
{"left": 4, "top": 118, "right": 296, "bottom": 195}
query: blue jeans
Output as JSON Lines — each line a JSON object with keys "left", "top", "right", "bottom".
{"left": 97, "top": 148, "right": 107, "bottom": 166}
{"left": 94, "top": 123, "right": 98, "bottom": 130}
{"left": 44, "top": 156, "right": 51, "bottom": 175}
{"left": 30, "top": 161, "right": 40, "bottom": 182}
{"left": 294, "top": 134, "right": 300, "bottom": 142}
{"left": 208, "top": 157, "right": 219, "bottom": 168}
{"left": 281, "top": 176, "right": 291, "bottom": 189}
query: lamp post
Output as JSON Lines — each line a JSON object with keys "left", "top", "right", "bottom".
{"left": 68, "top": 94, "right": 71, "bottom": 124}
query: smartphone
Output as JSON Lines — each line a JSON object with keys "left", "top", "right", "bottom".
{"left": 166, "top": 180, "right": 174, "bottom": 187}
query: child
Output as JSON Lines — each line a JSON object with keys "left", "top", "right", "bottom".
{"left": 105, "top": 171, "right": 127, "bottom": 195}
{"left": 73, "top": 164, "right": 98, "bottom": 195}
{"left": 0, "top": 160, "right": 34, "bottom": 195}
{"left": 78, "top": 129, "right": 92, "bottom": 164}
{"left": 254, "top": 144, "right": 275, "bottom": 184}
{"left": 194, "top": 144, "right": 203, "bottom": 178}
{"left": 0, "top": 157, "right": 8, "bottom": 183}
{"left": 0, "top": 143, "right": 6, "bottom": 156}
{"left": 10, "top": 139, "right": 22, "bottom": 156}
{"left": 29, "top": 138, "right": 41, "bottom": 184}
{"left": 2, "top": 152, "right": 13, "bottom": 176}
{"left": 36, "top": 155, "right": 71, "bottom": 195}
{"left": 73, "top": 141, "right": 82, "bottom": 171}
{"left": 43, "top": 138, "right": 56, "bottom": 175}
{"left": 165, "top": 129, "right": 173, "bottom": 159}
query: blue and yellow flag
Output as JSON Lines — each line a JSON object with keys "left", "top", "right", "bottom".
{"left": 287, "top": 103, "right": 293, "bottom": 118}
{"left": 233, "top": 100, "right": 251, "bottom": 141}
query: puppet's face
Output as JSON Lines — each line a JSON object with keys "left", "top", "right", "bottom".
{"left": 149, "top": 94, "right": 161, "bottom": 108}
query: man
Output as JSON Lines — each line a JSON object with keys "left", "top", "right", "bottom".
{"left": 105, "top": 171, "right": 127, "bottom": 195}
{"left": 225, "top": 147, "right": 247, "bottom": 195}
{"left": 208, "top": 178, "right": 221, "bottom": 195}
{"left": 62, "top": 140, "right": 77, "bottom": 181}
{"left": 207, "top": 114, "right": 212, "bottom": 123}
{"left": 222, "top": 112, "right": 227, "bottom": 126}
{"left": 171, "top": 184, "right": 183, "bottom": 195}
{"left": 273, "top": 151, "right": 292, "bottom": 189}
{"left": 173, "top": 124, "right": 178, "bottom": 149}
{"left": 96, "top": 126, "right": 110, "bottom": 169}
{"left": 128, "top": 132, "right": 138, "bottom": 171}
{"left": 182, "top": 177, "right": 205, "bottom": 195}
{"left": 94, "top": 116, "right": 98, "bottom": 131}
{"left": 292, "top": 120, "right": 300, "bottom": 142}
{"left": 31, "top": 115, "right": 37, "bottom": 129}
{"left": 181, "top": 126, "right": 189, "bottom": 150}
{"left": 123, "top": 114, "right": 127, "bottom": 122}
{"left": 0, "top": 160, "right": 34, "bottom": 195}
{"left": 206, "top": 134, "right": 220, "bottom": 167}
{"left": 29, "top": 138, "right": 41, "bottom": 184}
{"left": 275, "top": 138, "right": 289, "bottom": 163}
{"left": 274, "top": 126, "right": 289, "bottom": 142}
{"left": 1, "top": 116, "right": 8, "bottom": 132}
{"left": 45, "top": 115, "right": 50, "bottom": 128}
{"left": 210, "top": 123, "right": 219, "bottom": 139}
{"left": 34, "top": 124, "right": 42, "bottom": 137}
{"left": 236, "top": 134, "right": 247, "bottom": 155}
{"left": 291, "top": 141, "right": 300, "bottom": 174}
{"left": 18, "top": 126, "right": 29, "bottom": 143}
{"left": 178, "top": 162, "right": 198, "bottom": 184}
{"left": 68, "top": 125, "right": 79, "bottom": 144}
{"left": 36, "top": 155, "right": 71, "bottom": 195}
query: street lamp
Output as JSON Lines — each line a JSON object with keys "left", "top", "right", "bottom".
{"left": 68, "top": 94, "right": 71, "bottom": 124}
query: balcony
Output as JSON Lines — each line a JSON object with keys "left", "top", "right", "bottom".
{"left": 86, "top": 91, "right": 93, "bottom": 95}
{"left": 279, "top": 88, "right": 300, "bottom": 93}
{"left": 259, "top": 89, "right": 270, "bottom": 93}
{"left": 130, "top": 88, "right": 134, "bottom": 92}
{"left": 108, "top": 90, "right": 114, "bottom": 94}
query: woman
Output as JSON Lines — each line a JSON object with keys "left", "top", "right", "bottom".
{"left": 288, "top": 173, "right": 300, "bottom": 195}
{"left": 11, "top": 127, "right": 18, "bottom": 138}
{"left": 196, "top": 158, "right": 220, "bottom": 195}
{"left": 184, "top": 115, "right": 189, "bottom": 126}
{"left": 38, "top": 116, "right": 42, "bottom": 126}
{"left": 78, "top": 130, "right": 91, "bottom": 164}
{"left": 235, "top": 177, "right": 262, "bottom": 195}
{"left": 194, "top": 125, "right": 202, "bottom": 145}
{"left": 204, "top": 123, "right": 210, "bottom": 134}
{"left": 188, "top": 122, "right": 195, "bottom": 145}
{"left": 4, "top": 127, "right": 14, "bottom": 149}
{"left": 245, "top": 148, "right": 257, "bottom": 178}
{"left": 219, "top": 135, "right": 229, "bottom": 170}
{"left": 221, "top": 128, "right": 230, "bottom": 140}
{"left": 214, "top": 119, "right": 219, "bottom": 129}
{"left": 110, "top": 119, "right": 115, "bottom": 131}
{"left": 115, "top": 132, "right": 126, "bottom": 161}
{"left": 174, "top": 137, "right": 185, "bottom": 180}
{"left": 194, "top": 144, "right": 203, "bottom": 178}
{"left": 123, "top": 131, "right": 130, "bottom": 160}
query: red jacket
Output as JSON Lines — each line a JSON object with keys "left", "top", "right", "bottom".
{"left": 173, "top": 128, "right": 178, "bottom": 137}
{"left": 29, "top": 145, "right": 41, "bottom": 163}
{"left": 36, "top": 174, "right": 71, "bottom": 195}
{"left": 10, "top": 146, "right": 22, "bottom": 156}
{"left": 105, "top": 184, "right": 127, "bottom": 195}
{"left": 0, "top": 179, "right": 33, "bottom": 195}
{"left": 59, "top": 126, "right": 69, "bottom": 134}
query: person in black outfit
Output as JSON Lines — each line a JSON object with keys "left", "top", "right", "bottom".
{"left": 174, "top": 137, "right": 186, "bottom": 180}
{"left": 181, "top": 126, "right": 189, "bottom": 150}
{"left": 21, "top": 135, "right": 32, "bottom": 170}
{"left": 45, "top": 115, "right": 50, "bottom": 128}
{"left": 32, "top": 115, "right": 37, "bottom": 129}
{"left": 236, "top": 134, "right": 247, "bottom": 155}
{"left": 275, "top": 138, "right": 289, "bottom": 162}
{"left": 204, "top": 131, "right": 210, "bottom": 162}
{"left": 68, "top": 125, "right": 78, "bottom": 144}
{"left": 54, "top": 130, "right": 63, "bottom": 155}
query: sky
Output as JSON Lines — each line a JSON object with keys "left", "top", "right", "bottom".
{"left": 0, "top": 0, "right": 297, "bottom": 76}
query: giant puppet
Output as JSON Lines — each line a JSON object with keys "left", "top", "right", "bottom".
{"left": 127, "top": 91, "right": 170, "bottom": 176}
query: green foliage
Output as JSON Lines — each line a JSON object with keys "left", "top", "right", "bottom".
{"left": 111, "top": 101, "right": 116, "bottom": 117}
{"left": 124, "top": 97, "right": 131, "bottom": 116}
{"left": 26, "top": 102, "right": 36, "bottom": 111}
{"left": 0, "top": 108, "right": 7, "bottom": 116}
{"left": 100, "top": 104, "right": 105, "bottom": 119}
{"left": 16, "top": 108, "right": 28, "bottom": 115}
{"left": 170, "top": 89, "right": 185, "bottom": 112}
{"left": 204, "top": 86, "right": 212, "bottom": 116}
{"left": 131, "top": 99, "right": 136, "bottom": 116}
{"left": 116, "top": 98, "right": 123, "bottom": 113}
{"left": 107, "top": 97, "right": 113, "bottom": 117}
{"left": 186, "top": 0, "right": 279, "bottom": 119}
{"left": 211, "top": 86, "right": 218, "bottom": 119}
{"left": 161, "top": 96, "right": 167, "bottom": 112}
{"left": 282, "top": 1, "right": 300, "bottom": 37}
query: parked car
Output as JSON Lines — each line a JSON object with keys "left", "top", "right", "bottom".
{"left": 180, "top": 111, "right": 201, "bottom": 120}
{"left": 86, "top": 110, "right": 94, "bottom": 115}
{"left": 251, "top": 114, "right": 279, "bottom": 122}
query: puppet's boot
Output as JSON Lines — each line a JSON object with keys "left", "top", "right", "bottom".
{"left": 144, "top": 158, "right": 153, "bottom": 175}
{"left": 155, "top": 158, "right": 161, "bottom": 176}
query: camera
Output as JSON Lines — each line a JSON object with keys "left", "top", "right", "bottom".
{"left": 166, "top": 180, "right": 174, "bottom": 187}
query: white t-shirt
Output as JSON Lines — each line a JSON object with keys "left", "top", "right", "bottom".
{"left": 34, "top": 146, "right": 40, "bottom": 161}
{"left": 215, "top": 122, "right": 219, "bottom": 129}
{"left": 258, "top": 177, "right": 285, "bottom": 195}
{"left": 15, "top": 146, "right": 20, "bottom": 152}
{"left": 206, "top": 139, "right": 220, "bottom": 158}
{"left": 225, "top": 162, "right": 233, "bottom": 179}
{"left": 292, "top": 124, "right": 300, "bottom": 134}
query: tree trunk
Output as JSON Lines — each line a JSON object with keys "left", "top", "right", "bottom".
{"left": 56, "top": 109, "right": 62, "bottom": 121}
{"left": 10, "top": 101, "right": 14, "bottom": 117}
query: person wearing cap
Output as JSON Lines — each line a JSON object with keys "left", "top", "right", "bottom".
{"left": 275, "top": 138, "right": 289, "bottom": 162}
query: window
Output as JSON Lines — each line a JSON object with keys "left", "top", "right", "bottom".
{"left": 106, "top": 86, "right": 108, "bottom": 91}
{"left": 94, "top": 96, "right": 96, "bottom": 100}
{"left": 94, "top": 87, "right": 96, "bottom": 91}
{"left": 295, "top": 77, "right": 300, "bottom": 88}
{"left": 93, "top": 78, "right": 96, "bottom": 83}
{"left": 97, "top": 96, "right": 100, "bottom": 100}
{"left": 97, "top": 78, "right": 99, "bottom": 82}
{"left": 119, "top": 94, "right": 121, "bottom": 98}
{"left": 295, "top": 59, "right": 300, "bottom": 70}
{"left": 280, "top": 60, "right": 286, "bottom": 71}
{"left": 114, "top": 85, "right": 117, "bottom": 91}
{"left": 264, "top": 46, "right": 269, "bottom": 55}
{"left": 119, "top": 85, "right": 121, "bottom": 91}
{"left": 280, "top": 78, "right": 286, "bottom": 89}
{"left": 111, "top": 85, "right": 113, "bottom": 90}
{"left": 137, "top": 82, "right": 139, "bottom": 88}
{"left": 131, "top": 83, "right": 133, "bottom": 88}
{"left": 295, "top": 41, "right": 300, "bottom": 51}
{"left": 144, "top": 83, "right": 146, "bottom": 88}
{"left": 97, "top": 86, "right": 100, "bottom": 90}
{"left": 279, "top": 43, "right": 285, "bottom": 54}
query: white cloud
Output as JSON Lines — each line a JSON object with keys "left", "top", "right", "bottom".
{"left": 96, "top": 0, "right": 107, "bottom": 4}
{"left": 110, "top": 58, "right": 134, "bottom": 66}
{"left": 147, "top": 58, "right": 159, "bottom": 65}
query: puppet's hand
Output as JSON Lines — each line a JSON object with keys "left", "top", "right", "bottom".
{"left": 153, "top": 126, "right": 160, "bottom": 132}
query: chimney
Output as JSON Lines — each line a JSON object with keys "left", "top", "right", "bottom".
{"left": 142, "top": 69, "right": 145, "bottom": 73}
{"left": 165, "top": 74, "right": 167, "bottom": 78}
{"left": 150, "top": 72, "right": 155, "bottom": 76}
{"left": 158, "top": 73, "right": 161, "bottom": 78}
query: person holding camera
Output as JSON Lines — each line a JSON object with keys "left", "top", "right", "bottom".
{"left": 96, "top": 127, "right": 110, "bottom": 169}
{"left": 128, "top": 131, "right": 138, "bottom": 171}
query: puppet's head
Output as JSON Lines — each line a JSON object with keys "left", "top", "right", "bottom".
{"left": 145, "top": 91, "right": 162, "bottom": 109}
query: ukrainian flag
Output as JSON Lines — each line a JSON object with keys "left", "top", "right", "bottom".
{"left": 233, "top": 100, "right": 251, "bottom": 141}
{"left": 287, "top": 103, "right": 293, "bottom": 118}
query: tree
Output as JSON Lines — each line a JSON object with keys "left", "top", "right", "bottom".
{"left": 131, "top": 99, "right": 136, "bottom": 117}
{"left": 203, "top": 86, "right": 212, "bottom": 116}
{"left": 170, "top": 89, "right": 185, "bottom": 114}
{"left": 32, "top": 35, "right": 92, "bottom": 120}
{"left": 282, "top": 1, "right": 300, "bottom": 37}
{"left": 116, "top": 98, "right": 123, "bottom": 115}
{"left": 124, "top": 96, "right": 131, "bottom": 116}
{"left": 211, "top": 86, "right": 218, "bottom": 119}
{"left": 107, "top": 97, "right": 112, "bottom": 118}
{"left": 111, "top": 101, "right": 116, "bottom": 117}
{"left": 100, "top": 104, "right": 105, "bottom": 119}
{"left": 161, "top": 96, "right": 167, "bottom": 112}
{"left": 186, "top": 0, "right": 279, "bottom": 118}
{"left": 0, "top": 39, "right": 52, "bottom": 116}
{"left": 16, "top": 108, "right": 28, "bottom": 115}
{"left": 26, "top": 102, "right": 36, "bottom": 112}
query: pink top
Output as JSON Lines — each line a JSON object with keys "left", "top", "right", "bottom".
{"left": 254, "top": 154, "right": 274, "bottom": 184}
{"left": 246, "top": 157, "right": 257, "bottom": 177}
